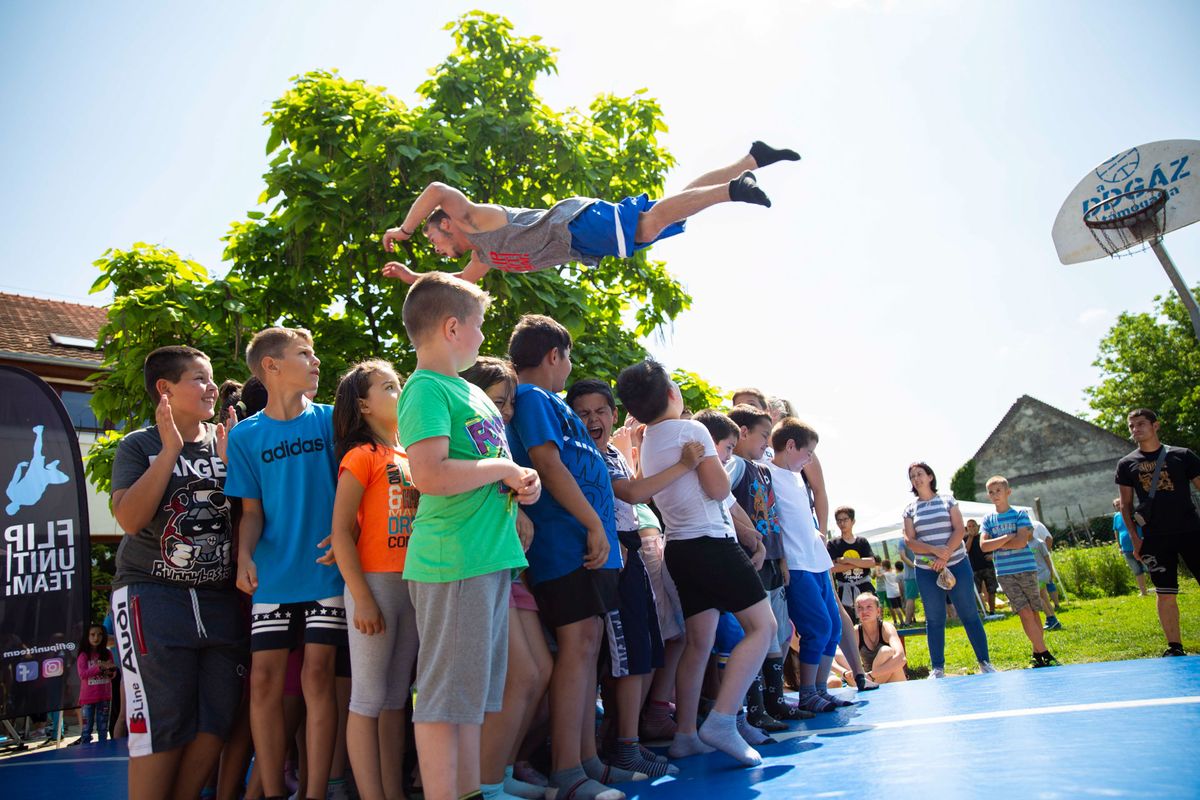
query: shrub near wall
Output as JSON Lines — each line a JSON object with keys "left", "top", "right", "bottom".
{"left": 1054, "top": 545, "right": 1135, "bottom": 599}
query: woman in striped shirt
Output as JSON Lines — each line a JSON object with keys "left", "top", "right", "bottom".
{"left": 901, "top": 462, "right": 994, "bottom": 678}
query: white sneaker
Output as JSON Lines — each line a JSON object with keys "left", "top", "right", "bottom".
{"left": 929, "top": 667, "right": 945, "bottom": 679}
{"left": 978, "top": 660, "right": 998, "bottom": 673}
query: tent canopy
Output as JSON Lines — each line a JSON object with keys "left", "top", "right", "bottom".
{"left": 855, "top": 500, "right": 1036, "bottom": 545}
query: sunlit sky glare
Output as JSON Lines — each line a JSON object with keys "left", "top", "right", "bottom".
{"left": 3, "top": 1, "right": 1198, "bottom": 527}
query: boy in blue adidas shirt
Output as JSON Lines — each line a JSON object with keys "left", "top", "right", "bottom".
{"left": 980, "top": 475, "right": 1059, "bottom": 668}
{"left": 505, "top": 314, "right": 639, "bottom": 799}
{"left": 224, "top": 327, "right": 345, "bottom": 800}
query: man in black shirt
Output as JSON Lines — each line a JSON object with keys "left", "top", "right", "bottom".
{"left": 1115, "top": 408, "right": 1200, "bottom": 657}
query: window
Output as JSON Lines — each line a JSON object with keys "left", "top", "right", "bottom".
{"left": 60, "top": 391, "right": 102, "bottom": 433}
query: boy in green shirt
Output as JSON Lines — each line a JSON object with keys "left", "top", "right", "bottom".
{"left": 396, "top": 272, "right": 541, "bottom": 800}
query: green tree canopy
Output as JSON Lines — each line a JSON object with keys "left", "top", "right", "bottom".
{"left": 87, "top": 11, "right": 717, "bottom": 491}
{"left": 1085, "top": 285, "right": 1200, "bottom": 453}
{"left": 950, "top": 458, "right": 977, "bottom": 502}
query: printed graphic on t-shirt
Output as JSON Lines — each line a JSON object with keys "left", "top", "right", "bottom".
{"left": 466, "top": 412, "right": 512, "bottom": 496}
{"left": 489, "top": 252, "right": 537, "bottom": 272}
{"left": 156, "top": 478, "right": 232, "bottom": 584}
{"left": 1135, "top": 460, "right": 1176, "bottom": 494}
{"left": 384, "top": 460, "right": 418, "bottom": 545}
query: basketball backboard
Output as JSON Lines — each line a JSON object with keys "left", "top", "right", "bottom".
{"left": 1052, "top": 139, "right": 1200, "bottom": 264}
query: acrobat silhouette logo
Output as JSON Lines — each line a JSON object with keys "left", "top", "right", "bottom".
{"left": 5, "top": 425, "right": 69, "bottom": 516}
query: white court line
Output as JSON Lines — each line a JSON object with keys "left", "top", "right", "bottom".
{"left": 776, "top": 695, "right": 1200, "bottom": 741}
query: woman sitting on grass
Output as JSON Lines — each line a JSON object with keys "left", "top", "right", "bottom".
{"left": 831, "top": 593, "right": 907, "bottom": 685}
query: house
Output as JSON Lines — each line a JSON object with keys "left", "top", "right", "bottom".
{"left": 0, "top": 291, "right": 121, "bottom": 541}
{"left": 970, "top": 395, "right": 1132, "bottom": 527}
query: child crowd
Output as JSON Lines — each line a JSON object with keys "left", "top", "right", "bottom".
{"left": 104, "top": 271, "right": 1064, "bottom": 800}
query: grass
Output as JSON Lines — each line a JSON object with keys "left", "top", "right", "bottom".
{"left": 899, "top": 578, "right": 1200, "bottom": 675}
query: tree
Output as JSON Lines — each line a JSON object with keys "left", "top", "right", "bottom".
{"left": 87, "top": 12, "right": 719, "bottom": 489}
{"left": 950, "top": 458, "right": 977, "bottom": 502}
{"left": 1085, "top": 285, "right": 1200, "bottom": 453}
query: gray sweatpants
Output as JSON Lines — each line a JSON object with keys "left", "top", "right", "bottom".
{"left": 409, "top": 571, "right": 509, "bottom": 725}
{"left": 345, "top": 573, "right": 419, "bottom": 717}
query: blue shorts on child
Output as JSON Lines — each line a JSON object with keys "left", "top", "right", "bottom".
{"left": 568, "top": 194, "right": 687, "bottom": 259}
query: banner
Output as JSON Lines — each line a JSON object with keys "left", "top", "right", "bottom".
{"left": 0, "top": 366, "right": 92, "bottom": 720}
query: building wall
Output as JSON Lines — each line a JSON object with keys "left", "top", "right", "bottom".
{"left": 993, "top": 467, "right": 1122, "bottom": 527}
{"left": 79, "top": 430, "right": 122, "bottom": 540}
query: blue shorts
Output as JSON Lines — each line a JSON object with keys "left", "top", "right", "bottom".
{"left": 568, "top": 194, "right": 687, "bottom": 259}
{"left": 713, "top": 612, "right": 745, "bottom": 659}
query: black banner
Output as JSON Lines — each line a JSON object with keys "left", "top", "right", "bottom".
{"left": 0, "top": 366, "right": 92, "bottom": 720}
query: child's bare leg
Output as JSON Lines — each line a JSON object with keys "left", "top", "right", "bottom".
{"left": 249, "top": 649, "right": 289, "bottom": 797}
{"left": 301, "top": 643, "right": 338, "bottom": 799}
{"left": 1017, "top": 608, "right": 1048, "bottom": 652}
{"left": 346, "top": 711, "right": 383, "bottom": 800}
{"left": 684, "top": 155, "right": 758, "bottom": 190}
{"left": 414, "top": 722, "right": 460, "bottom": 800}
{"left": 378, "top": 709, "right": 407, "bottom": 800}
{"left": 128, "top": 748, "right": 184, "bottom": 800}
{"left": 171, "top": 733, "right": 225, "bottom": 800}
{"left": 481, "top": 608, "right": 542, "bottom": 785}
{"left": 549, "top": 617, "right": 603, "bottom": 772}
{"left": 869, "top": 646, "right": 907, "bottom": 683}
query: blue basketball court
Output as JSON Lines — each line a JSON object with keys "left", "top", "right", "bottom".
{"left": 3, "top": 657, "right": 1197, "bottom": 799}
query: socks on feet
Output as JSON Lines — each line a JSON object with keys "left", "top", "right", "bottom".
{"left": 736, "top": 710, "right": 777, "bottom": 746}
{"left": 749, "top": 141, "right": 801, "bottom": 168}
{"left": 698, "top": 710, "right": 763, "bottom": 767}
{"left": 550, "top": 766, "right": 626, "bottom": 800}
{"left": 614, "top": 738, "right": 679, "bottom": 778}
{"left": 729, "top": 171, "right": 771, "bottom": 208}
{"left": 504, "top": 765, "right": 547, "bottom": 800}
{"left": 797, "top": 686, "right": 837, "bottom": 713}
{"left": 818, "top": 689, "right": 855, "bottom": 707}
{"left": 582, "top": 755, "right": 645, "bottom": 784}
{"left": 668, "top": 730, "right": 715, "bottom": 759}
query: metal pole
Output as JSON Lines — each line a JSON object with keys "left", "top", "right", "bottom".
{"left": 1150, "top": 239, "right": 1200, "bottom": 342}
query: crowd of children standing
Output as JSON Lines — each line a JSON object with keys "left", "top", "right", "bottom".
{"left": 101, "top": 271, "right": 1070, "bottom": 800}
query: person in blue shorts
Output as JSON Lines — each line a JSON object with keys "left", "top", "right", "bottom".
{"left": 380, "top": 141, "right": 799, "bottom": 284}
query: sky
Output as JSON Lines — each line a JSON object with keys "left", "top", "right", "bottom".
{"left": 3, "top": 0, "right": 1198, "bottom": 529}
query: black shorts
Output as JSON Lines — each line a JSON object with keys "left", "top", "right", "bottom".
{"left": 601, "top": 531, "right": 665, "bottom": 677}
{"left": 664, "top": 535, "right": 767, "bottom": 619}
{"left": 250, "top": 596, "right": 349, "bottom": 652}
{"left": 973, "top": 565, "right": 998, "bottom": 594}
{"left": 533, "top": 566, "right": 620, "bottom": 629}
{"left": 1139, "top": 535, "right": 1200, "bottom": 594}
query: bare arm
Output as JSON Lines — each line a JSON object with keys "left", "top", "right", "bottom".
{"left": 330, "top": 472, "right": 383, "bottom": 634}
{"left": 405, "top": 436, "right": 525, "bottom": 497}
{"left": 236, "top": 498, "right": 264, "bottom": 594}
{"left": 528, "top": 442, "right": 609, "bottom": 569}
{"left": 612, "top": 442, "right": 703, "bottom": 505}
{"left": 111, "top": 397, "right": 185, "bottom": 534}
{"left": 382, "top": 250, "right": 492, "bottom": 285}
{"left": 696, "top": 455, "right": 731, "bottom": 501}
{"left": 730, "top": 502, "right": 766, "bottom": 569}
{"left": 803, "top": 453, "right": 829, "bottom": 534}
{"left": 979, "top": 531, "right": 1015, "bottom": 553}
{"left": 882, "top": 622, "right": 907, "bottom": 657}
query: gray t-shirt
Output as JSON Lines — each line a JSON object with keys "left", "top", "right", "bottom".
{"left": 467, "top": 197, "right": 597, "bottom": 272}
{"left": 111, "top": 424, "right": 234, "bottom": 589}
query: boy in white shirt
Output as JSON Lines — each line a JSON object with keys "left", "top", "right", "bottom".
{"left": 615, "top": 360, "right": 776, "bottom": 768}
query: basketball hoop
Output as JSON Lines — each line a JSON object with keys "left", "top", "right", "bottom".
{"left": 1082, "top": 187, "right": 1168, "bottom": 258}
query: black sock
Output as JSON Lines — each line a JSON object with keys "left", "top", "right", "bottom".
{"left": 729, "top": 171, "right": 771, "bottom": 208}
{"left": 744, "top": 672, "right": 765, "bottom": 718}
{"left": 750, "top": 140, "right": 801, "bottom": 168}
{"left": 1169, "top": 641, "right": 1184, "bottom": 649}
{"left": 855, "top": 673, "right": 869, "bottom": 691}
{"left": 762, "top": 658, "right": 784, "bottom": 713}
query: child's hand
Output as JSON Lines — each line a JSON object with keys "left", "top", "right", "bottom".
{"left": 215, "top": 406, "right": 238, "bottom": 464}
{"left": 156, "top": 394, "right": 184, "bottom": 454}
{"left": 354, "top": 596, "right": 385, "bottom": 636}
{"left": 382, "top": 262, "right": 419, "bottom": 285}
{"left": 610, "top": 425, "right": 635, "bottom": 463}
{"left": 678, "top": 441, "right": 705, "bottom": 470}
{"left": 315, "top": 535, "right": 336, "bottom": 565}
{"left": 505, "top": 467, "right": 541, "bottom": 506}
{"left": 516, "top": 509, "right": 535, "bottom": 551}
{"left": 583, "top": 525, "right": 611, "bottom": 570}
{"left": 382, "top": 226, "right": 412, "bottom": 251}
{"left": 749, "top": 541, "right": 767, "bottom": 570}
{"left": 237, "top": 558, "right": 258, "bottom": 595}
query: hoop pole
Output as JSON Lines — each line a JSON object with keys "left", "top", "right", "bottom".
{"left": 1149, "top": 240, "right": 1200, "bottom": 342}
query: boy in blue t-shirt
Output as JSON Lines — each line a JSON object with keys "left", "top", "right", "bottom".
{"left": 224, "top": 327, "right": 345, "bottom": 800}
{"left": 506, "top": 315, "right": 642, "bottom": 798}
{"left": 980, "top": 476, "right": 1059, "bottom": 668}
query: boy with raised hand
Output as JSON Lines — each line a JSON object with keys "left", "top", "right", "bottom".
{"left": 979, "top": 476, "right": 1059, "bottom": 668}
{"left": 224, "top": 327, "right": 344, "bottom": 800}
{"left": 616, "top": 360, "right": 776, "bottom": 768}
{"left": 395, "top": 274, "right": 540, "bottom": 800}
{"left": 725, "top": 404, "right": 808, "bottom": 726}
{"left": 504, "top": 316, "right": 640, "bottom": 800}
{"left": 109, "top": 346, "right": 245, "bottom": 800}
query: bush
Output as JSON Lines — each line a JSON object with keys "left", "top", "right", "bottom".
{"left": 1054, "top": 544, "right": 1135, "bottom": 599}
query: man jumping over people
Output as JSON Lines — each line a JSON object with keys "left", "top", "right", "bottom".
{"left": 380, "top": 141, "right": 799, "bottom": 284}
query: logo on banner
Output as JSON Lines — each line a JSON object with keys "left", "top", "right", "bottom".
{"left": 15, "top": 661, "right": 39, "bottom": 682}
{"left": 5, "top": 425, "right": 69, "bottom": 516}
{"left": 42, "top": 657, "right": 63, "bottom": 678}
